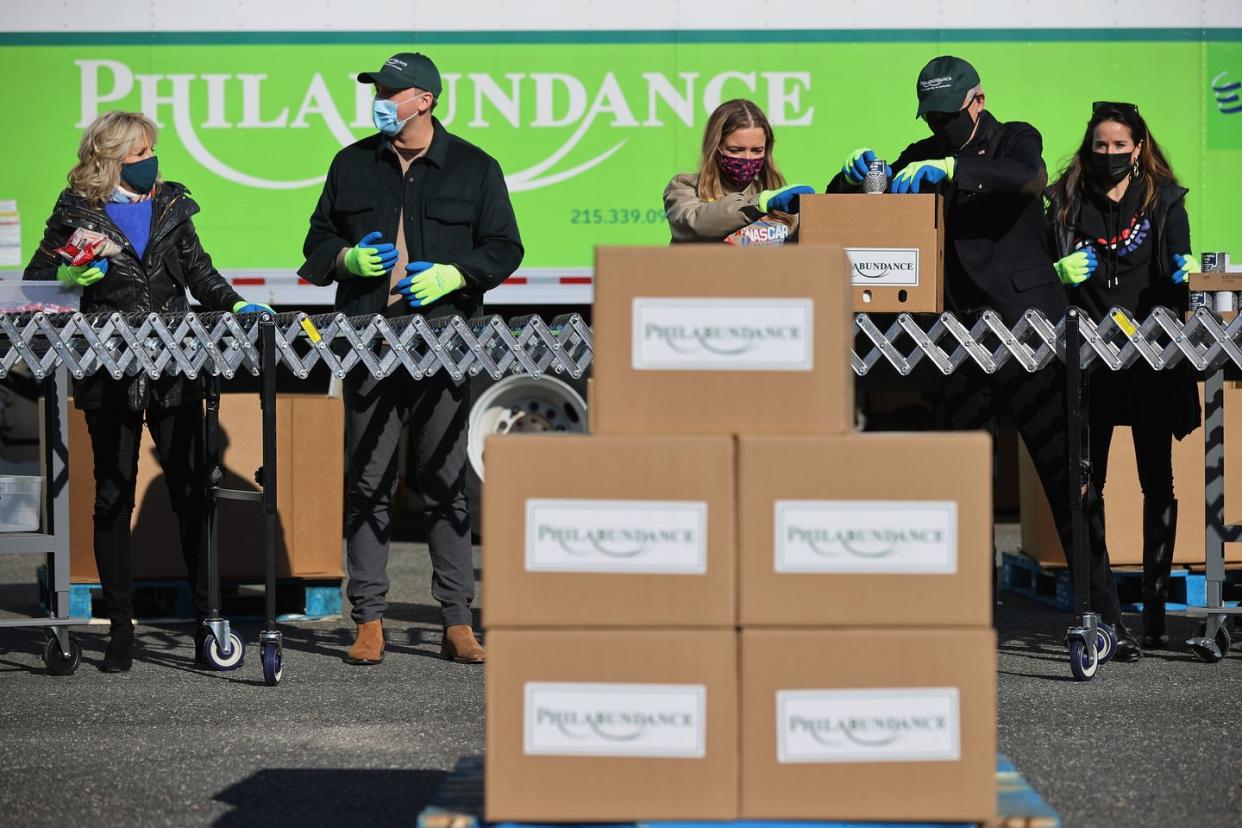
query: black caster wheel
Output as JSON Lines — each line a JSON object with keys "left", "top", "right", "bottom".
{"left": 204, "top": 632, "right": 246, "bottom": 671}
{"left": 260, "top": 642, "right": 282, "bottom": 686}
{"left": 1096, "top": 623, "right": 1118, "bottom": 664}
{"left": 1069, "top": 639, "right": 1098, "bottom": 682}
{"left": 43, "top": 635, "right": 82, "bottom": 676}
{"left": 1190, "top": 622, "right": 1232, "bottom": 664}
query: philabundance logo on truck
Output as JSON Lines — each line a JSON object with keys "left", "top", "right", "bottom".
{"left": 632, "top": 298, "right": 814, "bottom": 371}
{"left": 525, "top": 682, "right": 707, "bottom": 758}
{"left": 774, "top": 500, "right": 957, "bottom": 574}
{"left": 777, "top": 687, "right": 961, "bottom": 764}
{"left": 845, "top": 247, "right": 920, "bottom": 286}
{"left": 525, "top": 499, "right": 708, "bottom": 574}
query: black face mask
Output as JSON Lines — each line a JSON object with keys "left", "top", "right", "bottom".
{"left": 1086, "top": 151, "right": 1133, "bottom": 186}
{"left": 928, "top": 107, "right": 977, "bottom": 151}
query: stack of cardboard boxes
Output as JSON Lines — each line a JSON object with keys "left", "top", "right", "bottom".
{"left": 484, "top": 244, "right": 995, "bottom": 823}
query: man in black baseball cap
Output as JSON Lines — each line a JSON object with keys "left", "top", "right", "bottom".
{"left": 300, "top": 51, "right": 523, "bottom": 668}
{"left": 828, "top": 56, "right": 1138, "bottom": 661}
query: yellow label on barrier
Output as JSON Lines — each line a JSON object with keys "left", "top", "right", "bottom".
{"left": 300, "top": 318, "right": 323, "bottom": 344}
{"left": 1111, "top": 311, "right": 1137, "bottom": 337}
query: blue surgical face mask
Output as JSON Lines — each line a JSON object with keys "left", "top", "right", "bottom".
{"left": 372, "top": 95, "right": 413, "bottom": 136}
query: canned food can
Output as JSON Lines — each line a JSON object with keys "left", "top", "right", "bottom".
{"left": 862, "top": 159, "right": 888, "bottom": 195}
{"left": 1202, "top": 252, "right": 1229, "bottom": 273}
{"left": 1190, "top": 291, "right": 1209, "bottom": 312}
{"left": 1213, "top": 290, "right": 1238, "bottom": 314}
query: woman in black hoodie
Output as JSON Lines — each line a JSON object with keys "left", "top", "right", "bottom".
{"left": 1047, "top": 102, "right": 1201, "bottom": 654}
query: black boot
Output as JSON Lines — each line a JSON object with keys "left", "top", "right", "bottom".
{"left": 1088, "top": 495, "right": 1142, "bottom": 662}
{"left": 101, "top": 621, "right": 134, "bottom": 672}
{"left": 1141, "top": 498, "right": 1177, "bottom": 649}
{"left": 94, "top": 512, "right": 136, "bottom": 672}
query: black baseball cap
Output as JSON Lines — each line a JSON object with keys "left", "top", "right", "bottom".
{"left": 915, "top": 55, "right": 980, "bottom": 117}
{"left": 357, "top": 52, "right": 442, "bottom": 97}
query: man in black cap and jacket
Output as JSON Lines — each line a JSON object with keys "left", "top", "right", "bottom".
{"left": 828, "top": 56, "right": 1138, "bottom": 660}
{"left": 300, "top": 52, "right": 523, "bottom": 666}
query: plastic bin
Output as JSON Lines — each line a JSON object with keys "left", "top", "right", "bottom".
{"left": 0, "top": 475, "right": 43, "bottom": 532}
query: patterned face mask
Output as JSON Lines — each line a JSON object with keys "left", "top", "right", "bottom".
{"left": 717, "top": 152, "right": 765, "bottom": 187}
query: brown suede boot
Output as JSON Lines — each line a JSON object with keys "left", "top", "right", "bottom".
{"left": 441, "top": 624, "right": 486, "bottom": 664}
{"left": 345, "top": 619, "right": 384, "bottom": 665}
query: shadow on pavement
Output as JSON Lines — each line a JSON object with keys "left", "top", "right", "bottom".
{"left": 214, "top": 768, "right": 448, "bottom": 827}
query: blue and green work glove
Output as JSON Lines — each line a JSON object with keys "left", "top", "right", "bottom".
{"left": 344, "top": 230, "right": 399, "bottom": 278}
{"left": 394, "top": 261, "right": 465, "bottom": 308}
{"left": 758, "top": 184, "right": 816, "bottom": 214}
{"left": 890, "top": 158, "right": 955, "bottom": 194}
{"left": 56, "top": 258, "right": 108, "bottom": 287}
{"left": 232, "top": 300, "right": 275, "bottom": 315}
{"left": 1054, "top": 248, "right": 1099, "bottom": 286}
{"left": 841, "top": 147, "right": 891, "bottom": 186}
{"left": 1171, "top": 253, "right": 1199, "bottom": 285}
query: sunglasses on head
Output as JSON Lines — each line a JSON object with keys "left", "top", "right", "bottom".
{"left": 1092, "top": 101, "right": 1139, "bottom": 114}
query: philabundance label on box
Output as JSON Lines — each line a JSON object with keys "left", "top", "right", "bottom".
{"left": 777, "top": 687, "right": 961, "bottom": 764}
{"left": 774, "top": 500, "right": 957, "bottom": 574}
{"left": 525, "top": 499, "right": 709, "bottom": 574}
{"left": 524, "top": 682, "right": 708, "bottom": 758}
{"left": 631, "top": 298, "right": 814, "bottom": 371}
{"left": 845, "top": 247, "right": 920, "bottom": 287}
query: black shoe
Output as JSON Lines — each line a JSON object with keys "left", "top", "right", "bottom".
{"left": 100, "top": 623, "right": 134, "bottom": 672}
{"left": 1141, "top": 632, "right": 1170, "bottom": 649}
{"left": 1114, "top": 633, "right": 1143, "bottom": 662}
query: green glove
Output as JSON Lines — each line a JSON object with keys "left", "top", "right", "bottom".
{"left": 890, "top": 158, "right": 955, "bottom": 194}
{"left": 343, "top": 230, "right": 393, "bottom": 278}
{"left": 757, "top": 184, "right": 816, "bottom": 213}
{"left": 842, "top": 147, "right": 876, "bottom": 185}
{"left": 395, "top": 262, "right": 466, "bottom": 308}
{"left": 1054, "top": 248, "right": 1098, "bottom": 286}
{"left": 232, "top": 300, "right": 275, "bottom": 315}
{"left": 56, "top": 262, "right": 106, "bottom": 287}
{"left": 1171, "top": 253, "right": 1199, "bottom": 285}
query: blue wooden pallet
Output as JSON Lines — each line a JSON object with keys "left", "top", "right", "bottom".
{"left": 416, "top": 754, "right": 1058, "bottom": 828}
{"left": 1000, "top": 551, "right": 1242, "bottom": 613}
{"left": 36, "top": 564, "right": 341, "bottom": 621}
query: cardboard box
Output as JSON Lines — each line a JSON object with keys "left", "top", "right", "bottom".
{"left": 69, "top": 394, "right": 344, "bottom": 581}
{"left": 1019, "top": 383, "right": 1242, "bottom": 568}
{"left": 486, "top": 629, "right": 738, "bottom": 822}
{"left": 741, "top": 628, "right": 995, "bottom": 823}
{"left": 482, "top": 433, "right": 736, "bottom": 628}
{"left": 591, "top": 244, "right": 853, "bottom": 436}
{"left": 737, "top": 432, "right": 992, "bottom": 627}
{"left": 799, "top": 194, "right": 944, "bottom": 313}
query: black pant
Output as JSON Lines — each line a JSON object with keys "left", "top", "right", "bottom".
{"left": 84, "top": 403, "right": 209, "bottom": 624}
{"left": 940, "top": 359, "right": 1124, "bottom": 624}
{"left": 1089, "top": 395, "right": 1175, "bottom": 503}
{"left": 343, "top": 371, "right": 473, "bottom": 627}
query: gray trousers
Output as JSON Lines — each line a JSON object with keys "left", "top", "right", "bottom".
{"left": 343, "top": 370, "right": 473, "bottom": 627}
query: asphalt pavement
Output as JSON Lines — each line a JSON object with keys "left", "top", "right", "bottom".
{"left": 1, "top": 524, "right": 1239, "bottom": 827}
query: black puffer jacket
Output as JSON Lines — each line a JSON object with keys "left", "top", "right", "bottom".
{"left": 23, "top": 182, "right": 243, "bottom": 411}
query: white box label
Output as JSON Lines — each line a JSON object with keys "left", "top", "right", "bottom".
{"left": 524, "top": 682, "right": 707, "bottom": 758}
{"left": 632, "top": 297, "right": 814, "bottom": 371}
{"left": 777, "top": 687, "right": 961, "bottom": 764}
{"left": 525, "top": 499, "right": 708, "bottom": 574}
{"left": 774, "top": 500, "right": 957, "bottom": 574}
{"left": 845, "top": 248, "right": 920, "bottom": 286}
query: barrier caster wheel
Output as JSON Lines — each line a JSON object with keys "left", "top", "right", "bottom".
{"left": 1069, "top": 639, "right": 1098, "bottom": 682}
{"left": 204, "top": 632, "right": 245, "bottom": 671}
{"left": 1190, "top": 623, "right": 1232, "bottom": 664}
{"left": 43, "top": 635, "right": 82, "bottom": 676}
{"left": 1097, "top": 623, "right": 1118, "bottom": 664}
{"left": 261, "top": 642, "right": 282, "bottom": 686}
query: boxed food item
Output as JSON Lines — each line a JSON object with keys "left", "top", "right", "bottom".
{"left": 591, "top": 244, "right": 853, "bottom": 436}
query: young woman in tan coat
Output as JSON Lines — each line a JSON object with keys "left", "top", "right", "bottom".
{"left": 663, "top": 98, "right": 813, "bottom": 245}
